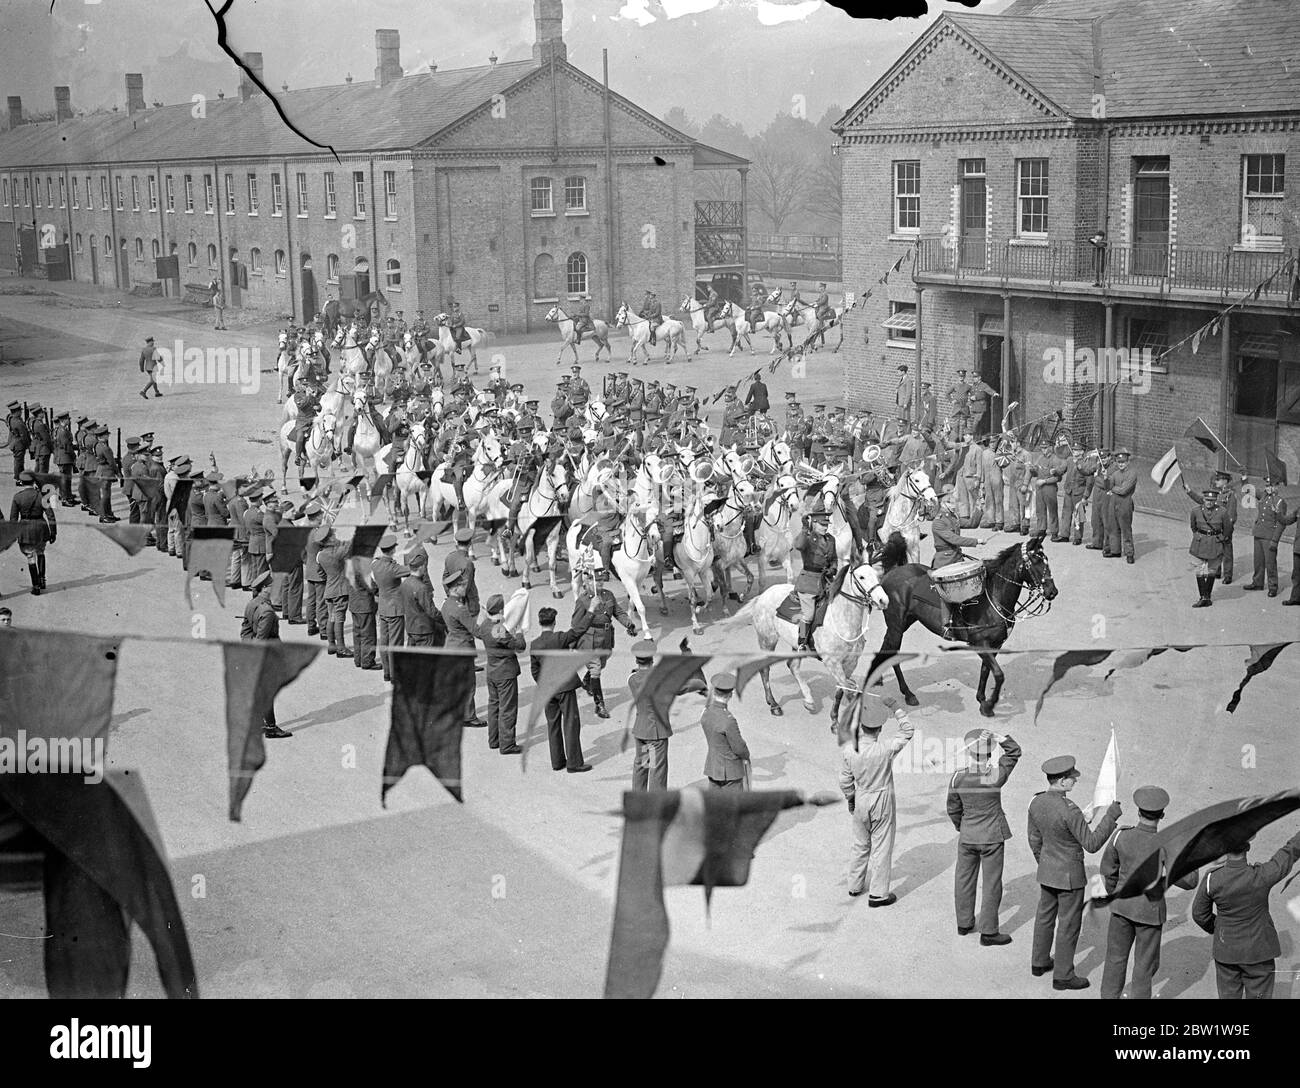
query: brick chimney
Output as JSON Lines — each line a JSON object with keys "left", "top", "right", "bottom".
{"left": 533, "top": 0, "right": 566, "bottom": 64}
{"left": 238, "top": 53, "right": 264, "bottom": 101}
{"left": 375, "top": 29, "right": 404, "bottom": 87}
{"left": 6, "top": 96, "right": 21, "bottom": 129}
{"left": 125, "top": 73, "right": 145, "bottom": 116}
{"left": 54, "top": 86, "right": 72, "bottom": 124}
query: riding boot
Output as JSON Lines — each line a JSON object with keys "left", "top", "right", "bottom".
{"left": 1202, "top": 575, "right": 1216, "bottom": 607}
{"left": 591, "top": 677, "right": 610, "bottom": 719}
{"left": 580, "top": 670, "right": 592, "bottom": 695}
{"left": 37, "top": 553, "right": 47, "bottom": 590}
{"left": 28, "top": 562, "right": 41, "bottom": 596}
{"left": 796, "top": 621, "right": 811, "bottom": 652}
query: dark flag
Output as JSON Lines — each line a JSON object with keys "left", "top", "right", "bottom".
{"left": 268, "top": 525, "right": 312, "bottom": 573}
{"left": 1032, "top": 649, "right": 1113, "bottom": 723}
{"left": 1184, "top": 416, "right": 1229, "bottom": 457}
{"left": 383, "top": 650, "right": 476, "bottom": 804}
{"left": 633, "top": 653, "right": 712, "bottom": 735}
{"left": 1225, "top": 643, "right": 1290, "bottom": 714}
{"left": 184, "top": 527, "right": 235, "bottom": 608}
{"left": 521, "top": 649, "right": 588, "bottom": 770}
{"left": 1264, "top": 449, "right": 1288, "bottom": 486}
{"left": 0, "top": 628, "right": 121, "bottom": 745}
{"left": 94, "top": 524, "right": 152, "bottom": 555}
{"left": 167, "top": 477, "right": 194, "bottom": 519}
{"left": 604, "top": 788, "right": 816, "bottom": 999}
{"left": 733, "top": 654, "right": 787, "bottom": 700}
{"left": 32, "top": 471, "right": 65, "bottom": 490}
{"left": 1099, "top": 790, "right": 1300, "bottom": 902}
{"left": 224, "top": 641, "right": 321, "bottom": 821}
{"left": 347, "top": 523, "right": 388, "bottom": 559}
{"left": 0, "top": 522, "right": 20, "bottom": 553}
{"left": 0, "top": 770, "right": 199, "bottom": 999}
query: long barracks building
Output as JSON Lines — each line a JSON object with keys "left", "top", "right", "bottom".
{"left": 835, "top": 0, "right": 1300, "bottom": 475}
{"left": 0, "top": 0, "right": 748, "bottom": 337}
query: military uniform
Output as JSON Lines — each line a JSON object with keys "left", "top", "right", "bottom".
{"left": 1244, "top": 484, "right": 1287, "bottom": 595}
{"left": 572, "top": 582, "right": 635, "bottom": 718}
{"left": 1031, "top": 446, "right": 1066, "bottom": 540}
{"left": 1102, "top": 452, "right": 1138, "bottom": 561}
{"left": 8, "top": 472, "right": 56, "bottom": 593}
{"left": 1187, "top": 488, "right": 1228, "bottom": 606}
{"left": 372, "top": 543, "right": 410, "bottom": 679}
{"left": 945, "top": 374, "right": 973, "bottom": 433}
{"left": 628, "top": 644, "right": 669, "bottom": 790}
{"left": 92, "top": 428, "right": 120, "bottom": 523}
{"left": 701, "top": 678, "right": 749, "bottom": 790}
{"left": 947, "top": 733, "right": 1021, "bottom": 939}
{"left": 52, "top": 414, "right": 76, "bottom": 505}
{"left": 29, "top": 408, "right": 52, "bottom": 476}
{"left": 239, "top": 573, "right": 290, "bottom": 737}
{"left": 792, "top": 519, "right": 837, "bottom": 648}
{"left": 5, "top": 402, "right": 29, "bottom": 482}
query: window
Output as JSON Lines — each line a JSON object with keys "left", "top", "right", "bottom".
{"left": 383, "top": 170, "right": 397, "bottom": 219}
{"left": 134, "top": 238, "right": 144, "bottom": 260}
{"left": 893, "top": 161, "right": 920, "bottom": 233}
{"left": 564, "top": 176, "right": 587, "bottom": 213}
{"left": 296, "top": 172, "right": 308, "bottom": 216}
{"left": 323, "top": 172, "right": 337, "bottom": 217}
{"left": 58, "top": 176, "right": 66, "bottom": 207}
{"left": 115, "top": 177, "right": 123, "bottom": 210}
{"left": 354, "top": 256, "right": 369, "bottom": 276}
{"left": 207, "top": 243, "right": 218, "bottom": 269}
{"left": 203, "top": 174, "right": 214, "bottom": 213}
{"left": 326, "top": 253, "right": 339, "bottom": 282}
{"left": 2, "top": 178, "right": 8, "bottom": 205}
{"left": 32, "top": 179, "right": 40, "bottom": 208}
{"left": 23, "top": 178, "right": 30, "bottom": 206}
{"left": 151, "top": 239, "right": 160, "bottom": 259}
{"left": 532, "top": 253, "right": 556, "bottom": 300}
{"left": 352, "top": 171, "right": 366, "bottom": 217}
{"left": 164, "top": 175, "right": 174, "bottom": 212}
{"left": 565, "top": 251, "right": 588, "bottom": 296}
{"left": 183, "top": 175, "right": 194, "bottom": 213}
{"left": 883, "top": 300, "right": 918, "bottom": 346}
{"left": 75, "top": 233, "right": 82, "bottom": 253}
{"left": 187, "top": 242, "right": 197, "bottom": 266}
{"left": 1127, "top": 317, "right": 1169, "bottom": 354}
{"left": 274, "top": 249, "right": 286, "bottom": 276}
{"left": 249, "top": 247, "right": 262, "bottom": 273}
{"left": 246, "top": 173, "right": 258, "bottom": 214}
{"left": 224, "top": 173, "right": 235, "bottom": 213}
{"left": 145, "top": 175, "right": 156, "bottom": 210}
{"left": 385, "top": 257, "right": 401, "bottom": 288}
{"left": 271, "top": 172, "right": 283, "bottom": 215}
{"left": 99, "top": 177, "right": 107, "bottom": 209}
{"left": 131, "top": 176, "right": 140, "bottom": 210}
{"left": 1017, "top": 159, "right": 1049, "bottom": 236}
{"left": 1242, "top": 154, "right": 1284, "bottom": 247}
{"left": 85, "top": 175, "right": 92, "bottom": 207}
{"left": 46, "top": 177, "right": 53, "bottom": 207}
{"left": 103, "top": 236, "right": 110, "bottom": 259}
{"left": 530, "top": 177, "right": 553, "bottom": 215}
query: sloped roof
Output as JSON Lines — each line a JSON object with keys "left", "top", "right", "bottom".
{"left": 0, "top": 59, "right": 539, "bottom": 167}
{"left": 838, "top": 0, "right": 1300, "bottom": 130}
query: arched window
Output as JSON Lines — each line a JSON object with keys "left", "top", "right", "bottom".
{"left": 207, "top": 243, "right": 218, "bottom": 269}
{"left": 169, "top": 241, "right": 178, "bottom": 254}
{"left": 354, "top": 256, "right": 369, "bottom": 274}
{"left": 274, "top": 249, "right": 286, "bottom": 275}
{"left": 249, "top": 246, "right": 262, "bottom": 272}
{"left": 533, "top": 253, "right": 555, "bottom": 300}
{"left": 151, "top": 239, "right": 161, "bottom": 258}
{"left": 187, "top": 242, "right": 198, "bottom": 266}
{"left": 565, "top": 251, "right": 588, "bottom": 296}
{"left": 75, "top": 233, "right": 83, "bottom": 254}
{"left": 104, "top": 236, "right": 111, "bottom": 258}
{"left": 134, "top": 238, "right": 144, "bottom": 260}
{"left": 327, "top": 254, "right": 339, "bottom": 282}
{"left": 385, "top": 257, "right": 401, "bottom": 288}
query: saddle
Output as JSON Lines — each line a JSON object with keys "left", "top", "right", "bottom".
{"left": 776, "top": 589, "right": 831, "bottom": 636}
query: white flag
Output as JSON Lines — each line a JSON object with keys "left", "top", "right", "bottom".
{"left": 503, "top": 586, "right": 530, "bottom": 634}
{"left": 1150, "top": 446, "right": 1181, "bottom": 493}
{"left": 844, "top": 291, "right": 856, "bottom": 309}
{"left": 1086, "top": 727, "right": 1120, "bottom": 822}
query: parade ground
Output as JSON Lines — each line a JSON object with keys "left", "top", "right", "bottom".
{"left": 2, "top": 280, "right": 1298, "bottom": 1000}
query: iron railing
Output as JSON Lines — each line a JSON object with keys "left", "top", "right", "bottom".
{"left": 695, "top": 200, "right": 743, "bottom": 228}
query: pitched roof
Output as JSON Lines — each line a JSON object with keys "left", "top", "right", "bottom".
{"left": 839, "top": 0, "right": 1300, "bottom": 130}
{"left": 0, "top": 59, "right": 539, "bottom": 168}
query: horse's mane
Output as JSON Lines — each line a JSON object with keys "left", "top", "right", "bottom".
{"left": 827, "top": 563, "right": 850, "bottom": 597}
{"left": 982, "top": 540, "right": 1023, "bottom": 572}
{"left": 880, "top": 532, "right": 909, "bottom": 572}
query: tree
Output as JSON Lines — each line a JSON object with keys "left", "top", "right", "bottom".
{"left": 806, "top": 145, "right": 841, "bottom": 228}
{"left": 748, "top": 136, "right": 807, "bottom": 235}
{"left": 663, "top": 106, "right": 700, "bottom": 138}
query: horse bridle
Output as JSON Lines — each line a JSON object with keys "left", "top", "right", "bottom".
{"left": 985, "top": 544, "right": 1054, "bottom": 624}
{"left": 821, "top": 565, "right": 884, "bottom": 646}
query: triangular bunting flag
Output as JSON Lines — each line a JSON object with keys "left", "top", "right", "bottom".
{"left": 268, "top": 525, "right": 312, "bottom": 573}
{"left": 347, "top": 523, "right": 388, "bottom": 559}
{"left": 1225, "top": 643, "right": 1289, "bottom": 714}
{"left": 1184, "top": 417, "right": 1228, "bottom": 457}
{"left": 94, "top": 523, "right": 151, "bottom": 556}
{"left": 521, "top": 650, "right": 588, "bottom": 771}
{"left": 383, "top": 650, "right": 476, "bottom": 804}
{"left": 634, "top": 654, "right": 713, "bottom": 736}
{"left": 184, "top": 527, "right": 235, "bottom": 609}
{"left": 1032, "top": 649, "right": 1112, "bottom": 723}
{"left": 0, "top": 628, "right": 121, "bottom": 746}
{"left": 167, "top": 477, "right": 194, "bottom": 519}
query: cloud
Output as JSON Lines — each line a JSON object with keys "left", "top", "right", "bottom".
{"left": 756, "top": 0, "right": 821, "bottom": 26}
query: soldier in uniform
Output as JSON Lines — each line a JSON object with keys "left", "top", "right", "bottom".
{"left": 572, "top": 295, "right": 595, "bottom": 345}
{"left": 1088, "top": 451, "right": 1115, "bottom": 552}
{"left": 370, "top": 534, "right": 409, "bottom": 680}
{"left": 812, "top": 282, "right": 834, "bottom": 341}
{"left": 1183, "top": 482, "right": 1228, "bottom": 607}
{"left": 628, "top": 640, "right": 670, "bottom": 790}
{"left": 485, "top": 363, "right": 509, "bottom": 404}
{"left": 644, "top": 379, "right": 664, "bottom": 417}
{"left": 1283, "top": 501, "right": 1300, "bottom": 605}
{"left": 1060, "top": 442, "right": 1089, "bottom": 544}
{"left": 1100, "top": 786, "right": 1200, "bottom": 999}
{"left": 703, "top": 283, "right": 724, "bottom": 330}
{"left": 1030, "top": 440, "right": 1066, "bottom": 541}
{"left": 449, "top": 361, "right": 476, "bottom": 401}
{"left": 1243, "top": 473, "right": 1287, "bottom": 596}
{"left": 719, "top": 388, "right": 744, "bottom": 449}
{"left": 530, "top": 606, "right": 595, "bottom": 773}
{"left": 1192, "top": 821, "right": 1300, "bottom": 999}
{"left": 240, "top": 570, "right": 293, "bottom": 739}
{"left": 293, "top": 386, "right": 321, "bottom": 468}
{"left": 567, "top": 364, "right": 591, "bottom": 412}
{"left": 551, "top": 379, "right": 574, "bottom": 432}
{"left": 477, "top": 593, "right": 525, "bottom": 753}
{"left": 441, "top": 569, "right": 484, "bottom": 727}
{"left": 92, "top": 424, "right": 120, "bottom": 524}
{"left": 5, "top": 400, "right": 29, "bottom": 483}
{"left": 1184, "top": 469, "right": 1241, "bottom": 582}
{"left": 1027, "top": 755, "right": 1122, "bottom": 990}
{"left": 1102, "top": 447, "right": 1138, "bottom": 562}
{"left": 76, "top": 418, "right": 97, "bottom": 511}
{"left": 932, "top": 491, "right": 985, "bottom": 638}
{"left": 744, "top": 283, "right": 767, "bottom": 332}
{"left": 226, "top": 481, "right": 249, "bottom": 589}
{"left": 572, "top": 568, "right": 637, "bottom": 719}
{"left": 945, "top": 370, "right": 972, "bottom": 436}
{"left": 243, "top": 485, "right": 270, "bottom": 588}
{"left": 446, "top": 298, "right": 469, "bottom": 355}
{"left": 894, "top": 365, "right": 913, "bottom": 423}
{"left": 347, "top": 555, "right": 380, "bottom": 670}
{"left": 641, "top": 290, "right": 663, "bottom": 346}
{"left": 702, "top": 672, "right": 750, "bottom": 790}
{"left": 791, "top": 508, "right": 838, "bottom": 651}
{"left": 947, "top": 729, "right": 1021, "bottom": 945}
{"left": 918, "top": 380, "right": 938, "bottom": 432}
{"left": 443, "top": 526, "right": 480, "bottom": 618}
{"left": 52, "top": 412, "right": 76, "bottom": 506}
{"left": 966, "top": 374, "right": 999, "bottom": 437}
{"left": 8, "top": 470, "right": 56, "bottom": 594}
{"left": 783, "top": 393, "right": 803, "bottom": 444}
{"left": 145, "top": 449, "right": 168, "bottom": 550}
{"left": 28, "top": 405, "right": 51, "bottom": 476}
{"left": 858, "top": 450, "right": 892, "bottom": 545}
{"left": 399, "top": 549, "right": 444, "bottom": 648}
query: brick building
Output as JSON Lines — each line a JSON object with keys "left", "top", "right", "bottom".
{"left": 0, "top": 0, "right": 747, "bottom": 335}
{"left": 834, "top": 0, "right": 1300, "bottom": 475}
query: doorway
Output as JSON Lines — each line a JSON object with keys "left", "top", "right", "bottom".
{"left": 1132, "top": 159, "right": 1170, "bottom": 278}
{"left": 300, "top": 253, "right": 317, "bottom": 321}
{"left": 959, "top": 159, "right": 987, "bottom": 270}
{"left": 977, "top": 333, "right": 1004, "bottom": 435}
{"left": 118, "top": 238, "right": 130, "bottom": 289}
{"left": 89, "top": 236, "right": 98, "bottom": 284}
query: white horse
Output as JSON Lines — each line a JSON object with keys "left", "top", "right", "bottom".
{"left": 672, "top": 489, "right": 715, "bottom": 634}
{"left": 711, "top": 477, "right": 755, "bottom": 604}
{"left": 351, "top": 395, "right": 386, "bottom": 482}
{"left": 275, "top": 331, "right": 293, "bottom": 403}
{"left": 569, "top": 455, "right": 617, "bottom": 522}
{"left": 434, "top": 314, "right": 489, "bottom": 372}
{"left": 339, "top": 326, "right": 368, "bottom": 378}
{"left": 747, "top": 562, "right": 889, "bottom": 725}
{"left": 679, "top": 297, "right": 740, "bottom": 356}
{"left": 511, "top": 457, "right": 569, "bottom": 597}
{"left": 814, "top": 472, "right": 856, "bottom": 565}
{"left": 751, "top": 288, "right": 791, "bottom": 354}
{"left": 780, "top": 298, "right": 845, "bottom": 353}
{"left": 372, "top": 340, "right": 396, "bottom": 398}
{"left": 393, "top": 427, "right": 431, "bottom": 534}
{"left": 430, "top": 433, "right": 512, "bottom": 555}
{"left": 614, "top": 302, "right": 687, "bottom": 366}
{"left": 545, "top": 305, "right": 611, "bottom": 365}
{"left": 879, "top": 465, "right": 938, "bottom": 563}
{"left": 279, "top": 411, "right": 336, "bottom": 488}
{"left": 566, "top": 503, "right": 659, "bottom": 639}
{"left": 757, "top": 472, "right": 802, "bottom": 581}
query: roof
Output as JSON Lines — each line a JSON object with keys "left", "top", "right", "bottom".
{"left": 839, "top": 0, "right": 1300, "bottom": 129}
{"left": 693, "top": 142, "right": 749, "bottom": 169}
{"left": 0, "top": 60, "right": 540, "bottom": 167}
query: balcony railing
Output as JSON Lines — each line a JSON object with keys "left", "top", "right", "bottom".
{"left": 915, "top": 237, "right": 1297, "bottom": 301}
{"left": 695, "top": 200, "right": 743, "bottom": 228}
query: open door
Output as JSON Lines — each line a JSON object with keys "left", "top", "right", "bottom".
{"left": 300, "top": 253, "right": 317, "bottom": 321}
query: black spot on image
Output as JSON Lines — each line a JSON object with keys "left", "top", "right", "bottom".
{"left": 653, "top": 156, "right": 667, "bottom": 166}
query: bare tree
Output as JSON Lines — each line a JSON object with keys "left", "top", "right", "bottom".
{"left": 749, "top": 137, "right": 807, "bottom": 234}
{"left": 806, "top": 146, "right": 841, "bottom": 227}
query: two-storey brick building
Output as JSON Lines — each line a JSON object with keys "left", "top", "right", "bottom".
{"left": 0, "top": 0, "right": 748, "bottom": 336}
{"left": 835, "top": 0, "right": 1299, "bottom": 475}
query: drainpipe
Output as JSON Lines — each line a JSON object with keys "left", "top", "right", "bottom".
{"left": 283, "top": 158, "right": 297, "bottom": 320}
{"left": 1218, "top": 313, "right": 1231, "bottom": 473}
{"left": 1103, "top": 301, "right": 1114, "bottom": 448}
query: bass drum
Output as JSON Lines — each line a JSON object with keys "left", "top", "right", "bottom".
{"left": 930, "top": 558, "right": 986, "bottom": 604}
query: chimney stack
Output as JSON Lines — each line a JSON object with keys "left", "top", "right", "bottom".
{"left": 375, "top": 29, "right": 404, "bottom": 87}
{"left": 54, "top": 86, "right": 72, "bottom": 124}
{"left": 125, "top": 73, "right": 145, "bottom": 116}
{"left": 532, "top": 0, "right": 566, "bottom": 64}
{"left": 238, "top": 53, "right": 264, "bottom": 101}
{"left": 6, "top": 96, "right": 21, "bottom": 130}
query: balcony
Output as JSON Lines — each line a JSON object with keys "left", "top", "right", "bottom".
{"left": 695, "top": 200, "right": 743, "bottom": 229}
{"left": 914, "top": 237, "right": 1298, "bottom": 307}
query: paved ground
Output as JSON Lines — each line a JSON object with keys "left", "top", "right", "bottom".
{"left": 1, "top": 278, "right": 1298, "bottom": 1000}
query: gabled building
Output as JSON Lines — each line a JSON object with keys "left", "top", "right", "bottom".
{"left": 835, "top": 0, "right": 1299, "bottom": 474}
{"left": 0, "top": 0, "right": 748, "bottom": 335}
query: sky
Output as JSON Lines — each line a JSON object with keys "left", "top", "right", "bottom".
{"left": 5, "top": 0, "right": 1007, "bottom": 134}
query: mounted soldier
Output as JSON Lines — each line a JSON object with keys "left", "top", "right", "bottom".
{"left": 435, "top": 425, "right": 475, "bottom": 513}
{"left": 703, "top": 284, "right": 725, "bottom": 331}
{"left": 813, "top": 281, "right": 834, "bottom": 338}
{"left": 446, "top": 297, "right": 470, "bottom": 354}
{"left": 641, "top": 290, "right": 664, "bottom": 346}
{"left": 745, "top": 283, "right": 767, "bottom": 330}
{"left": 573, "top": 294, "right": 596, "bottom": 345}
{"left": 567, "top": 365, "right": 591, "bottom": 411}
{"left": 791, "top": 507, "right": 838, "bottom": 651}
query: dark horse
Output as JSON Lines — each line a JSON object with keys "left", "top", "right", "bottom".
{"left": 865, "top": 529, "right": 1057, "bottom": 716}
{"left": 321, "top": 290, "right": 389, "bottom": 339}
